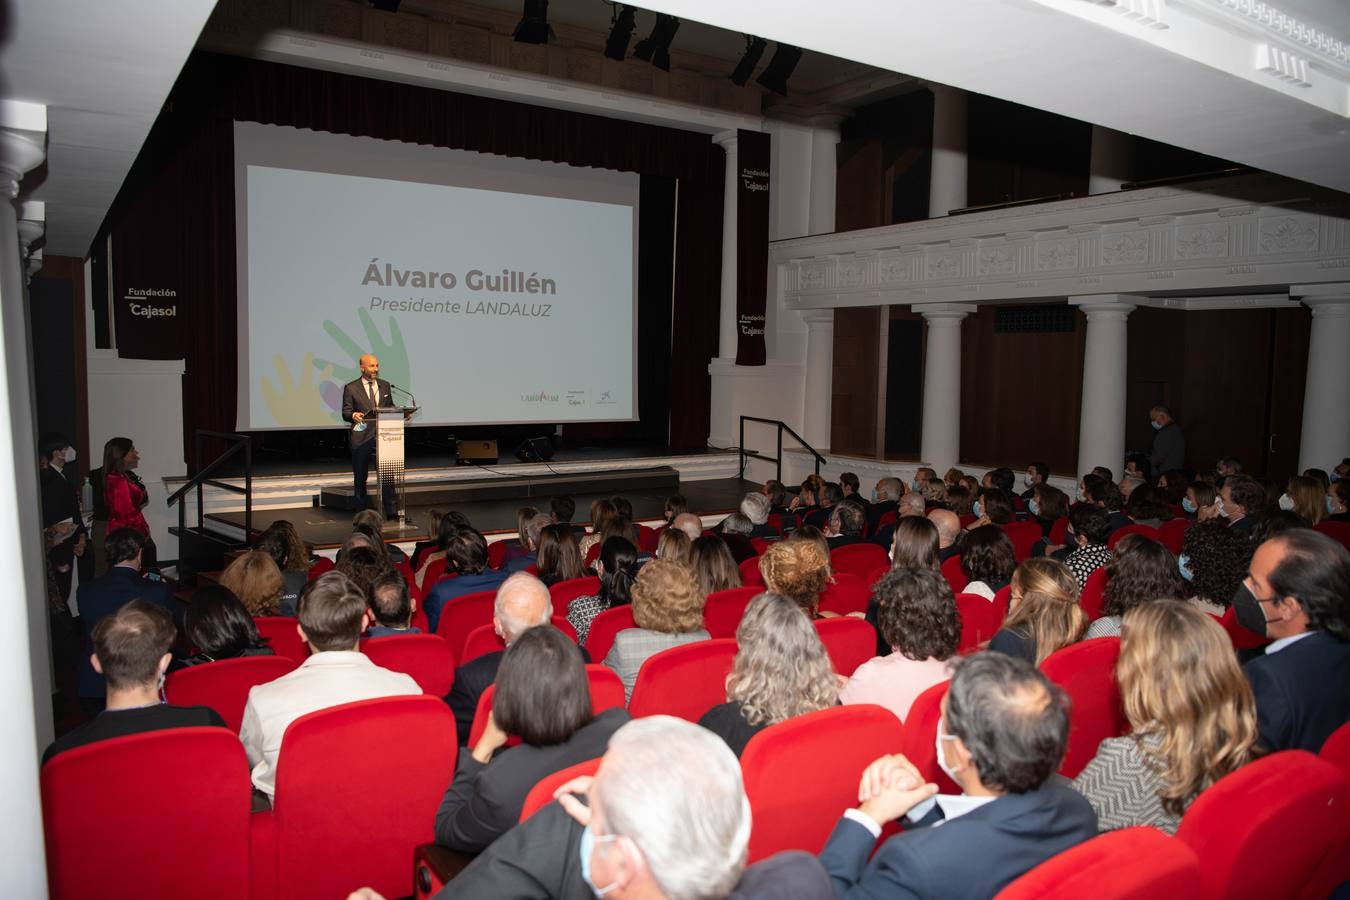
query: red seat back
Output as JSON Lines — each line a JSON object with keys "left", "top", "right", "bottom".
{"left": 584, "top": 605, "right": 637, "bottom": 662}
{"left": 307, "top": 557, "right": 334, "bottom": 581}
{"left": 1107, "top": 523, "right": 1161, "bottom": 550}
{"left": 584, "top": 541, "right": 602, "bottom": 567}
{"left": 361, "top": 634, "right": 456, "bottom": 696}
{"left": 1176, "top": 750, "right": 1349, "bottom": 900}
{"left": 1314, "top": 519, "right": 1350, "bottom": 550}
{"left": 741, "top": 705, "right": 904, "bottom": 862}
{"left": 487, "top": 540, "right": 510, "bottom": 570}
{"left": 1320, "top": 721, "right": 1350, "bottom": 780}
{"left": 459, "top": 616, "right": 579, "bottom": 665}
{"left": 164, "top": 655, "right": 299, "bottom": 732}
{"left": 520, "top": 757, "right": 604, "bottom": 822}
{"left": 995, "top": 827, "right": 1201, "bottom": 899}
{"left": 470, "top": 664, "right": 626, "bottom": 745}
{"left": 1310, "top": 723, "right": 1350, "bottom": 896}
{"left": 254, "top": 616, "right": 310, "bottom": 663}
{"left": 628, "top": 639, "right": 737, "bottom": 720}
{"left": 900, "top": 680, "right": 961, "bottom": 793}
{"left": 818, "top": 572, "right": 871, "bottom": 616}
{"left": 830, "top": 543, "right": 889, "bottom": 580}
{"left": 813, "top": 617, "right": 877, "bottom": 676}
{"left": 434, "top": 589, "right": 499, "bottom": 659}
{"left": 874, "top": 509, "right": 899, "bottom": 535}
{"left": 418, "top": 557, "right": 449, "bottom": 594}
{"left": 1080, "top": 567, "right": 1109, "bottom": 621}
{"left": 270, "top": 696, "right": 457, "bottom": 900}
{"left": 750, "top": 537, "right": 773, "bottom": 555}
{"left": 43, "top": 729, "right": 251, "bottom": 900}
{"left": 550, "top": 576, "right": 601, "bottom": 617}
{"left": 704, "top": 586, "right": 762, "bottom": 639}
{"left": 637, "top": 524, "right": 659, "bottom": 553}
{"left": 941, "top": 555, "right": 968, "bottom": 594}
{"left": 1048, "top": 516, "right": 1070, "bottom": 546}
{"left": 739, "top": 555, "right": 764, "bottom": 587}
{"left": 410, "top": 604, "right": 430, "bottom": 634}
{"left": 1000, "top": 521, "right": 1043, "bottom": 563}
{"left": 1158, "top": 518, "right": 1193, "bottom": 556}
{"left": 865, "top": 563, "right": 890, "bottom": 587}
{"left": 1040, "top": 637, "right": 1125, "bottom": 777}
{"left": 956, "top": 592, "right": 1006, "bottom": 654}
{"left": 394, "top": 557, "right": 417, "bottom": 590}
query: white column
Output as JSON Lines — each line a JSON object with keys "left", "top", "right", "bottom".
{"left": 807, "top": 114, "right": 842, "bottom": 236}
{"left": 917, "top": 304, "right": 974, "bottom": 472}
{"left": 0, "top": 102, "right": 53, "bottom": 896}
{"left": 1295, "top": 284, "right": 1350, "bottom": 472}
{"left": 713, "top": 130, "right": 740, "bottom": 361}
{"left": 1088, "top": 125, "right": 1132, "bottom": 195}
{"left": 928, "top": 84, "right": 967, "bottom": 218}
{"left": 1071, "top": 295, "right": 1136, "bottom": 478}
{"left": 801, "top": 309, "right": 834, "bottom": 450}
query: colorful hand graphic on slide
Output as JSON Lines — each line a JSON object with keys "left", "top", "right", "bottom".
{"left": 261, "top": 352, "right": 336, "bottom": 426}
{"left": 314, "top": 308, "right": 412, "bottom": 397}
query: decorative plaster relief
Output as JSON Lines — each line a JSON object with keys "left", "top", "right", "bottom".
{"left": 1259, "top": 215, "right": 1319, "bottom": 253}
{"left": 1256, "top": 43, "right": 1312, "bottom": 87}
{"left": 839, "top": 255, "right": 869, "bottom": 287}
{"left": 977, "top": 247, "right": 1016, "bottom": 275}
{"left": 1037, "top": 238, "right": 1080, "bottom": 271}
{"left": 927, "top": 251, "right": 961, "bottom": 280}
{"left": 1100, "top": 231, "right": 1149, "bottom": 265}
{"left": 878, "top": 252, "right": 914, "bottom": 283}
{"left": 801, "top": 261, "right": 832, "bottom": 290}
{"left": 1175, "top": 223, "right": 1230, "bottom": 259}
{"left": 1208, "top": 0, "right": 1350, "bottom": 68}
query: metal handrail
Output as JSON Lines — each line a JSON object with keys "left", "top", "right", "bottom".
{"left": 167, "top": 430, "right": 253, "bottom": 540}
{"left": 738, "top": 416, "right": 825, "bottom": 483}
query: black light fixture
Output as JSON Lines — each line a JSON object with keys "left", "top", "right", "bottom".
{"left": 513, "top": 0, "right": 552, "bottom": 45}
{"left": 729, "top": 35, "right": 768, "bottom": 86}
{"left": 756, "top": 42, "right": 803, "bottom": 96}
{"left": 604, "top": 5, "right": 637, "bottom": 61}
{"left": 370, "top": 0, "right": 400, "bottom": 10}
{"left": 633, "top": 13, "right": 680, "bottom": 71}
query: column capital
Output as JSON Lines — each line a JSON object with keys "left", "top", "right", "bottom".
{"left": 1293, "top": 283, "right": 1350, "bottom": 313}
{"left": 801, "top": 308, "right": 834, "bottom": 328}
{"left": 1069, "top": 294, "right": 1137, "bottom": 319}
{"left": 913, "top": 302, "right": 976, "bottom": 323}
{"left": 806, "top": 111, "right": 847, "bottom": 133}
{"left": 0, "top": 101, "right": 48, "bottom": 197}
{"left": 926, "top": 82, "right": 965, "bottom": 101}
{"left": 712, "top": 129, "right": 740, "bottom": 151}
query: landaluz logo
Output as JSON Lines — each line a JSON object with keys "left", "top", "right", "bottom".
{"left": 521, "top": 389, "right": 559, "bottom": 403}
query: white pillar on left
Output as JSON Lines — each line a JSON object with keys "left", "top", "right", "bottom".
{"left": 928, "top": 84, "right": 968, "bottom": 218}
{"left": 1088, "top": 125, "right": 1132, "bottom": 195}
{"left": 1071, "top": 295, "right": 1136, "bottom": 478}
{"left": 1295, "top": 284, "right": 1350, "bottom": 472}
{"left": 918, "top": 304, "right": 974, "bottom": 473}
{"left": 0, "top": 100, "right": 53, "bottom": 897}
{"left": 801, "top": 309, "right": 835, "bottom": 451}
{"left": 713, "top": 130, "right": 740, "bottom": 361}
{"left": 807, "top": 115, "right": 841, "bottom": 236}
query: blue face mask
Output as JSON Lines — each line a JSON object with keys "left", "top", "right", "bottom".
{"left": 910, "top": 479, "right": 921, "bottom": 492}
{"left": 1178, "top": 553, "right": 1194, "bottom": 582}
{"left": 871, "top": 489, "right": 879, "bottom": 502}
{"left": 1328, "top": 496, "right": 1337, "bottom": 515}
{"left": 1028, "top": 499, "right": 1040, "bottom": 518}
{"left": 1182, "top": 497, "right": 1197, "bottom": 514}
{"left": 579, "top": 824, "right": 619, "bottom": 897}
{"left": 973, "top": 500, "right": 983, "bottom": 519}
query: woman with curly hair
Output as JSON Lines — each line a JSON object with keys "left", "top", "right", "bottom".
{"left": 255, "top": 520, "right": 313, "bottom": 616}
{"left": 759, "top": 536, "right": 831, "bottom": 617}
{"left": 1073, "top": 600, "right": 1258, "bottom": 833}
{"left": 1180, "top": 522, "right": 1253, "bottom": 615}
{"left": 603, "top": 558, "right": 710, "bottom": 700}
{"left": 989, "top": 558, "right": 1086, "bottom": 665}
{"left": 698, "top": 592, "right": 839, "bottom": 756}
{"left": 1085, "top": 534, "right": 1185, "bottom": 639}
{"left": 219, "top": 549, "right": 286, "bottom": 617}
{"left": 959, "top": 525, "right": 1016, "bottom": 601}
{"left": 841, "top": 568, "right": 958, "bottom": 720}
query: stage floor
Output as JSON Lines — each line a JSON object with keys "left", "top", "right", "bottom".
{"left": 208, "top": 476, "right": 757, "bottom": 549}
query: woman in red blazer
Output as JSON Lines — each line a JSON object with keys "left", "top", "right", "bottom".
{"left": 102, "top": 437, "right": 156, "bottom": 570}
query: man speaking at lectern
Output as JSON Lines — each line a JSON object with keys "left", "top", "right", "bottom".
{"left": 342, "top": 354, "right": 397, "bottom": 519}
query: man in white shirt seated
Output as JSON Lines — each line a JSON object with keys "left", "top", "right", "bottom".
{"left": 241, "top": 571, "right": 420, "bottom": 801}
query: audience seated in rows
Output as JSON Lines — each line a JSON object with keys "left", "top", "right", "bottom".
{"left": 255, "top": 520, "right": 312, "bottom": 616}
{"left": 1085, "top": 535, "right": 1184, "bottom": 639}
{"left": 1073, "top": 599, "right": 1258, "bottom": 834}
{"left": 175, "top": 584, "right": 274, "bottom": 668}
{"left": 699, "top": 592, "right": 839, "bottom": 757}
{"left": 867, "top": 477, "right": 902, "bottom": 532}
{"left": 426, "top": 530, "right": 509, "bottom": 632}
{"left": 220, "top": 549, "right": 284, "bottom": 617}
{"left": 758, "top": 537, "right": 831, "bottom": 618}
{"left": 717, "top": 514, "right": 759, "bottom": 563}
{"left": 44, "top": 600, "right": 224, "bottom": 764}
{"left": 336, "top": 545, "right": 385, "bottom": 599}
{"left": 1179, "top": 521, "right": 1250, "bottom": 616}
{"left": 654, "top": 526, "right": 691, "bottom": 564}
{"left": 366, "top": 570, "right": 419, "bottom": 637}
{"left": 670, "top": 512, "right": 704, "bottom": 542}
{"left": 1021, "top": 461, "right": 1048, "bottom": 502}
{"left": 1283, "top": 474, "right": 1328, "bottom": 525}
{"left": 413, "top": 510, "right": 472, "bottom": 586}
{"left": 604, "top": 559, "right": 710, "bottom": 701}
{"left": 959, "top": 525, "right": 1015, "bottom": 601}
{"left": 1064, "top": 505, "right": 1114, "bottom": 589}
{"left": 825, "top": 500, "right": 867, "bottom": 549}
{"left": 1328, "top": 478, "right": 1350, "bottom": 522}
{"left": 740, "top": 492, "right": 777, "bottom": 539}
{"left": 889, "top": 517, "right": 941, "bottom": 570}
{"left": 691, "top": 535, "right": 743, "bottom": 596}
{"left": 990, "top": 558, "right": 1085, "bottom": 665}
{"left": 1218, "top": 474, "right": 1266, "bottom": 537}
{"left": 240, "top": 571, "right": 420, "bottom": 801}
{"left": 507, "top": 511, "right": 553, "bottom": 574}
{"left": 434, "top": 624, "right": 629, "bottom": 854}
{"left": 927, "top": 509, "right": 962, "bottom": 563}
{"left": 578, "top": 498, "right": 618, "bottom": 559}
{"left": 537, "top": 523, "right": 586, "bottom": 586}
{"left": 662, "top": 493, "right": 687, "bottom": 526}
{"left": 567, "top": 538, "right": 639, "bottom": 646}
{"left": 500, "top": 506, "right": 539, "bottom": 569}
{"left": 446, "top": 572, "right": 553, "bottom": 744}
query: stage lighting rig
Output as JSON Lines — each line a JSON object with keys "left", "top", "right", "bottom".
{"left": 756, "top": 42, "right": 803, "bottom": 96}
{"left": 513, "top": 0, "right": 553, "bottom": 45}
{"left": 604, "top": 5, "right": 637, "bottom": 61}
{"left": 633, "top": 13, "right": 680, "bottom": 72}
{"left": 729, "top": 35, "right": 767, "bottom": 86}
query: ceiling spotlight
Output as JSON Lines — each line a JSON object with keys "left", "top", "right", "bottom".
{"left": 730, "top": 35, "right": 767, "bottom": 86}
{"left": 756, "top": 42, "right": 803, "bottom": 96}
{"left": 633, "top": 13, "right": 680, "bottom": 72}
{"left": 605, "top": 6, "right": 637, "bottom": 61}
{"left": 513, "top": 0, "right": 552, "bottom": 45}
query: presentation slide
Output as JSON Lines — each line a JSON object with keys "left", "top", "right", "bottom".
{"left": 234, "top": 123, "right": 639, "bottom": 430}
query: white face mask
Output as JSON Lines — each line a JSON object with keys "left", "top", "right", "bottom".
{"left": 63, "top": 447, "right": 77, "bottom": 463}
{"left": 1215, "top": 496, "right": 1228, "bottom": 518}
{"left": 934, "top": 724, "right": 962, "bottom": 785}
{"left": 1023, "top": 474, "right": 1034, "bottom": 487}
{"left": 1278, "top": 493, "right": 1295, "bottom": 511}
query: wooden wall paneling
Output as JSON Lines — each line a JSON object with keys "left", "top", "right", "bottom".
{"left": 1177, "top": 309, "right": 1271, "bottom": 476}
{"left": 835, "top": 139, "right": 885, "bottom": 233}
{"left": 1125, "top": 307, "right": 1186, "bottom": 465}
{"left": 885, "top": 306, "right": 925, "bottom": 459}
{"left": 830, "top": 307, "right": 881, "bottom": 455}
{"left": 1266, "top": 307, "right": 1310, "bottom": 482}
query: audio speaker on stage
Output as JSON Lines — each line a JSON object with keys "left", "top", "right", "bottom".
{"left": 515, "top": 436, "right": 556, "bottom": 462}
{"left": 457, "top": 439, "right": 498, "bottom": 463}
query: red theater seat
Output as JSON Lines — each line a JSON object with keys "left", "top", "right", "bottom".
{"left": 1107, "top": 523, "right": 1161, "bottom": 550}
{"left": 164, "top": 655, "right": 299, "bottom": 732}
{"left": 704, "top": 586, "right": 761, "bottom": 638}
{"left": 627, "top": 638, "right": 737, "bottom": 721}
{"left": 741, "top": 705, "right": 904, "bottom": 862}
{"left": 1079, "top": 567, "right": 1109, "bottom": 621}
{"left": 1041, "top": 637, "right": 1126, "bottom": 778}
{"left": 458, "top": 616, "right": 578, "bottom": 665}
{"left": 470, "top": 664, "right": 626, "bottom": 745}
{"left": 307, "top": 557, "right": 334, "bottom": 581}
{"left": 583, "top": 604, "right": 637, "bottom": 663}
{"left": 1314, "top": 519, "right": 1350, "bottom": 550}
{"left": 813, "top": 616, "right": 876, "bottom": 676}
{"left": 956, "top": 592, "right": 1006, "bottom": 654}
{"left": 418, "top": 557, "right": 450, "bottom": 594}
{"left": 941, "top": 555, "right": 968, "bottom": 594}
{"left": 361, "top": 634, "right": 456, "bottom": 696}
{"left": 995, "top": 827, "right": 1201, "bottom": 899}
{"left": 818, "top": 572, "right": 871, "bottom": 616}
{"left": 637, "top": 524, "right": 659, "bottom": 553}
{"left": 42, "top": 727, "right": 252, "bottom": 900}
{"left": 1001, "top": 521, "right": 1042, "bottom": 562}
{"left": 1158, "top": 518, "right": 1193, "bottom": 555}
{"left": 254, "top": 616, "right": 310, "bottom": 663}
{"left": 1048, "top": 516, "right": 1070, "bottom": 546}
{"left": 739, "top": 555, "right": 764, "bottom": 587}
{"left": 901, "top": 680, "right": 960, "bottom": 794}
{"left": 520, "top": 757, "right": 603, "bottom": 822}
{"left": 830, "top": 543, "right": 888, "bottom": 580}
{"left": 487, "top": 540, "right": 509, "bottom": 571}
{"left": 434, "top": 589, "right": 499, "bottom": 660}
{"left": 549, "top": 576, "right": 601, "bottom": 617}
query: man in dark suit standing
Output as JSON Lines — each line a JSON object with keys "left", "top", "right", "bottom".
{"left": 341, "top": 353, "right": 396, "bottom": 519}
{"left": 818, "top": 652, "right": 1097, "bottom": 899}
{"left": 1239, "top": 529, "right": 1350, "bottom": 752}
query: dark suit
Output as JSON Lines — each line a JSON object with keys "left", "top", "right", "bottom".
{"left": 75, "top": 566, "right": 177, "bottom": 698}
{"left": 866, "top": 500, "right": 899, "bottom": 533}
{"left": 818, "top": 785, "right": 1097, "bottom": 900}
{"left": 41, "top": 464, "right": 88, "bottom": 600}
{"left": 341, "top": 376, "right": 396, "bottom": 516}
{"left": 447, "top": 651, "right": 503, "bottom": 746}
{"left": 1244, "top": 631, "right": 1350, "bottom": 752}
{"left": 434, "top": 708, "right": 630, "bottom": 853}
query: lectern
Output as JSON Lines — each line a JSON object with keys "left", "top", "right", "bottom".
{"left": 369, "top": 406, "right": 418, "bottom": 522}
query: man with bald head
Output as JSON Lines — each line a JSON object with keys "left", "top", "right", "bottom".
{"left": 672, "top": 512, "right": 704, "bottom": 541}
{"left": 445, "top": 572, "right": 553, "bottom": 744}
{"left": 342, "top": 353, "right": 397, "bottom": 519}
{"left": 927, "top": 508, "right": 963, "bottom": 563}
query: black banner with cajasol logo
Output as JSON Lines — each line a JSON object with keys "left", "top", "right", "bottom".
{"left": 735, "top": 129, "right": 770, "bottom": 366}
{"left": 110, "top": 173, "right": 186, "bottom": 360}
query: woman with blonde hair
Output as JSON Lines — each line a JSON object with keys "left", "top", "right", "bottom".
{"left": 603, "top": 559, "right": 710, "bottom": 699}
{"left": 759, "top": 536, "right": 831, "bottom": 617}
{"left": 988, "top": 557, "right": 1086, "bottom": 665}
{"left": 1282, "top": 474, "right": 1327, "bottom": 525}
{"left": 219, "top": 549, "right": 285, "bottom": 617}
{"left": 690, "top": 536, "right": 742, "bottom": 597}
{"left": 578, "top": 498, "right": 618, "bottom": 558}
{"left": 655, "top": 527, "right": 691, "bottom": 564}
{"left": 1073, "top": 599, "right": 1259, "bottom": 833}
{"left": 698, "top": 592, "right": 839, "bottom": 756}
